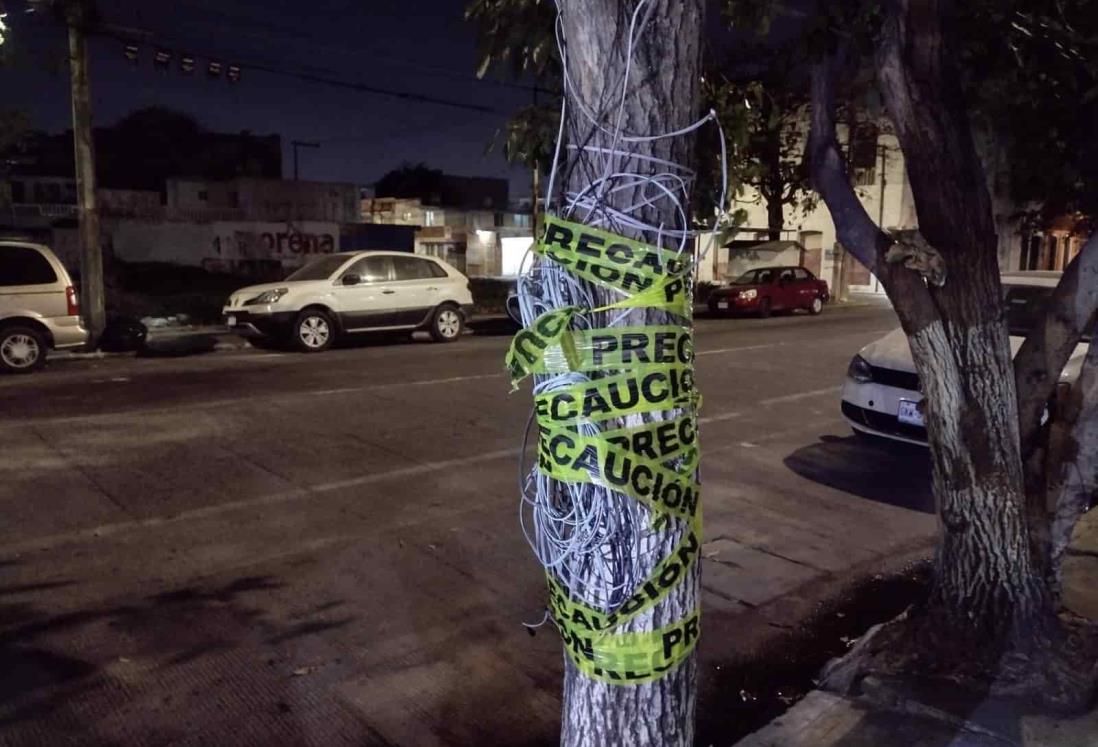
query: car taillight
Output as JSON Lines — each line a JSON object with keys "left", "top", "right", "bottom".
{"left": 66, "top": 285, "right": 80, "bottom": 316}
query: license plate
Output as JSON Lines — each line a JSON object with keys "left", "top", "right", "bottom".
{"left": 717, "top": 301, "right": 729, "bottom": 309}
{"left": 897, "top": 399, "right": 925, "bottom": 427}
{"left": 227, "top": 315, "right": 237, "bottom": 326}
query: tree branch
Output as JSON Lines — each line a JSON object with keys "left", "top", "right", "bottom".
{"left": 1044, "top": 339, "right": 1098, "bottom": 596}
{"left": 807, "top": 42, "right": 938, "bottom": 334}
{"left": 806, "top": 53, "right": 892, "bottom": 275}
{"left": 1016, "top": 232, "right": 1098, "bottom": 457}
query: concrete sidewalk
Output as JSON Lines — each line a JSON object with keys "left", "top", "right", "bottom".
{"left": 734, "top": 510, "right": 1098, "bottom": 747}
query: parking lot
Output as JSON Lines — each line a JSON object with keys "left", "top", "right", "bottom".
{"left": 0, "top": 304, "right": 938, "bottom": 745}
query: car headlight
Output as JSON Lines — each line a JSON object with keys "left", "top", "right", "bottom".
{"left": 847, "top": 354, "right": 874, "bottom": 383}
{"left": 738, "top": 289, "right": 757, "bottom": 300}
{"left": 246, "top": 288, "right": 289, "bottom": 305}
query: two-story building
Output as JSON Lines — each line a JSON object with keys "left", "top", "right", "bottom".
{"left": 362, "top": 173, "right": 533, "bottom": 277}
{"left": 703, "top": 119, "right": 1079, "bottom": 295}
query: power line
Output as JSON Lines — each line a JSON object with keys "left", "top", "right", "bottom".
{"left": 88, "top": 24, "right": 503, "bottom": 115}
{"left": 171, "top": 3, "right": 551, "bottom": 95}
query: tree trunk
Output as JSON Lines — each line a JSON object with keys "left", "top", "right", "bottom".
{"left": 760, "top": 94, "right": 784, "bottom": 241}
{"left": 765, "top": 193, "right": 783, "bottom": 242}
{"left": 875, "top": 0, "right": 1053, "bottom": 639}
{"left": 554, "top": 1, "right": 703, "bottom": 744}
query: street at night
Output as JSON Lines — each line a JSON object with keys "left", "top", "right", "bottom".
{"left": 4, "top": 0, "right": 1098, "bottom": 743}
{"left": 0, "top": 306, "right": 943, "bottom": 744}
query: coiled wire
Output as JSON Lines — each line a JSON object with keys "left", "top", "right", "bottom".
{"left": 519, "top": 0, "right": 728, "bottom": 615}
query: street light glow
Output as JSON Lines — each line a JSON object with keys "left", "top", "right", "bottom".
{"left": 0, "top": 13, "right": 9, "bottom": 47}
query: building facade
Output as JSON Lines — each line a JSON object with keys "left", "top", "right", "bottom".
{"left": 0, "top": 175, "right": 382, "bottom": 275}
{"left": 711, "top": 123, "right": 1049, "bottom": 293}
{"left": 362, "top": 174, "right": 534, "bottom": 277}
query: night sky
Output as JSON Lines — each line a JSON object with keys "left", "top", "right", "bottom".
{"left": 0, "top": 0, "right": 534, "bottom": 196}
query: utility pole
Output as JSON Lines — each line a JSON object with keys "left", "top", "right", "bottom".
{"left": 291, "top": 140, "right": 320, "bottom": 181}
{"left": 66, "top": 0, "right": 105, "bottom": 343}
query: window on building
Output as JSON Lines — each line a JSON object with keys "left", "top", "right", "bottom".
{"left": 1061, "top": 237, "right": 1074, "bottom": 270}
{"left": 197, "top": 190, "right": 209, "bottom": 202}
{"left": 424, "top": 209, "right": 438, "bottom": 227}
{"left": 10, "top": 181, "right": 24, "bottom": 203}
{"left": 0, "top": 246, "right": 58, "bottom": 286}
{"left": 1046, "top": 236, "right": 1058, "bottom": 271}
{"left": 228, "top": 191, "right": 240, "bottom": 208}
{"left": 849, "top": 123, "right": 879, "bottom": 186}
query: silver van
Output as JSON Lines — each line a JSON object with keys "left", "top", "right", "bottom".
{"left": 0, "top": 240, "right": 88, "bottom": 373}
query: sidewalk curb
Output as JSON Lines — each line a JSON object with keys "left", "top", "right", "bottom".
{"left": 51, "top": 332, "right": 251, "bottom": 360}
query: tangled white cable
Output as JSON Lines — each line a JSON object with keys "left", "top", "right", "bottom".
{"left": 518, "top": 0, "right": 728, "bottom": 617}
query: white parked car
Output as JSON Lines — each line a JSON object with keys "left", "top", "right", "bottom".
{"left": 841, "top": 271, "right": 1092, "bottom": 446}
{"left": 223, "top": 251, "right": 475, "bottom": 351}
{"left": 1, "top": 240, "right": 88, "bottom": 373}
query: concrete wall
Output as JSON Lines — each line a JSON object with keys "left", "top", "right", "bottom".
{"left": 111, "top": 220, "right": 340, "bottom": 272}
{"left": 727, "top": 246, "right": 804, "bottom": 279}
{"left": 169, "top": 178, "right": 359, "bottom": 223}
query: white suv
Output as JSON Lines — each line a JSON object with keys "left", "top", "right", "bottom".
{"left": 1, "top": 240, "right": 88, "bottom": 373}
{"left": 223, "top": 251, "right": 475, "bottom": 351}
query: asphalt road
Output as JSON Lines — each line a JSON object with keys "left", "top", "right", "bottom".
{"left": 0, "top": 304, "right": 937, "bottom": 746}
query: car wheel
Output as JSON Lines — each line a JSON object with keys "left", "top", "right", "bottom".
{"left": 430, "top": 305, "right": 464, "bottom": 342}
{"left": 757, "top": 298, "right": 772, "bottom": 319}
{"left": 0, "top": 325, "right": 47, "bottom": 374}
{"left": 293, "top": 309, "right": 335, "bottom": 352}
{"left": 809, "top": 296, "right": 824, "bottom": 315}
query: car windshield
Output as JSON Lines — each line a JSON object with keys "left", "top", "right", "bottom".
{"left": 733, "top": 269, "right": 774, "bottom": 285}
{"left": 284, "top": 255, "right": 349, "bottom": 281}
{"left": 1004, "top": 283, "right": 1095, "bottom": 341}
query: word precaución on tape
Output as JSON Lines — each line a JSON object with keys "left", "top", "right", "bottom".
{"left": 506, "top": 215, "right": 702, "bottom": 685}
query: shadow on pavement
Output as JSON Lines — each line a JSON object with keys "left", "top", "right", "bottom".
{"left": 137, "top": 333, "right": 219, "bottom": 357}
{"left": 783, "top": 434, "right": 934, "bottom": 513}
{"left": 469, "top": 315, "right": 519, "bottom": 336}
{"left": 0, "top": 572, "right": 362, "bottom": 739}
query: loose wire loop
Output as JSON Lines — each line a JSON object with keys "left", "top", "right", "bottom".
{"left": 519, "top": 0, "right": 728, "bottom": 616}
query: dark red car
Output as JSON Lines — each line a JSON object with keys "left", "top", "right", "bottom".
{"left": 707, "top": 266, "right": 830, "bottom": 318}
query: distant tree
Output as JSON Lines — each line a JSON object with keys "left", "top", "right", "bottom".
{"left": 957, "top": 0, "right": 1098, "bottom": 225}
{"left": 0, "top": 109, "right": 31, "bottom": 157}
{"left": 708, "top": 71, "right": 817, "bottom": 240}
{"left": 85, "top": 107, "right": 204, "bottom": 190}
{"left": 465, "top": 0, "right": 560, "bottom": 175}
{"left": 373, "top": 162, "right": 445, "bottom": 200}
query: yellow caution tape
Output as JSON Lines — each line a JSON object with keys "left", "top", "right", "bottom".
{"left": 509, "top": 215, "right": 702, "bottom": 686}
{"left": 556, "top": 607, "right": 701, "bottom": 685}
{"left": 535, "top": 215, "right": 693, "bottom": 318}
{"left": 533, "top": 365, "right": 696, "bottom": 426}
{"left": 537, "top": 420, "right": 700, "bottom": 525}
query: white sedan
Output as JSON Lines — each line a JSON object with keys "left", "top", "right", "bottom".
{"left": 841, "top": 271, "right": 1091, "bottom": 446}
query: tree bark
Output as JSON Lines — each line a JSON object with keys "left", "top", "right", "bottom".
{"left": 554, "top": 1, "right": 703, "bottom": 745}
{"left": 761, "top": 94, "right": 785, "bottom": 241}
{"left": 765, "top": 190, "right": 783, "bottom": 241}
{"left": 1014, "top": 233, "right": 1098, "bottom": 459}
{"left": 808, "top": 0, "right": 1057, "bottom": 643}
{"left": 874, "top": 0, "right": 1053, "bottom": 637}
